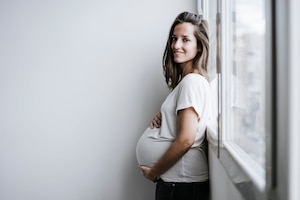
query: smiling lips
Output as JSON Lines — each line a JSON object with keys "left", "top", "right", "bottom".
{"left": 173, "top": 51, "right": 184, "bottom": 56}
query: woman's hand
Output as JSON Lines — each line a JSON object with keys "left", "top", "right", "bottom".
{"left": 150, "top": 112, "right": 162, "bottom": 128}
{"left": 139, "top": 165, "right": 158, "bottom": 182}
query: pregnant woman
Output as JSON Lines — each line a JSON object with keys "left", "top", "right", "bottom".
{"left": 136, "top": 12, "right": 211, "bottom": 200}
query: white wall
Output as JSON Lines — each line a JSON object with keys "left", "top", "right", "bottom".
{"left": 275, "top": 0, "right": 300, "bottom": 199}
{"left": 0, "top": 1, "right": 197, "bottom": 199}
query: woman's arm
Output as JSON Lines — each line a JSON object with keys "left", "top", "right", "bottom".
{"left": 140, "top": 107, "right": 198, "bottom": 181}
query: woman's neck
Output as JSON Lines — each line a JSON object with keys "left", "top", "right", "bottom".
{"left": 181, "top": 64, "right": 199, "bottom": 78}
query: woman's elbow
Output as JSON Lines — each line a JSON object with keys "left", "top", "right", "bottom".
{"left": 179, "top": 139, "right": 194, "bottom": 152}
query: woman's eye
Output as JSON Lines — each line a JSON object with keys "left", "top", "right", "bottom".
{"left": 172, "top": 37, "right": 177, "bottom": 41}
{"left": 183, "top": 38, "right": 190, "bottom": 42}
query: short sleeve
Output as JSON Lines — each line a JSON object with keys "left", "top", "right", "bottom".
{"left": 175, "top": 75, "right": 209, "bottom": 119}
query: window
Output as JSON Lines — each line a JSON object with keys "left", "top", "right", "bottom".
{"left": 221, "top": 0, "right": 267, "bottom": 191}
{"left": 203, "top": 0, "right": 268, "bottom": 194}
{"left": 230, "top": 0, "right": 266, "bottom": 168}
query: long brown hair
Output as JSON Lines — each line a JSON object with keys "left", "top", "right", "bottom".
{"left": 162, "top": 12, "right": 209, "bottom": 89}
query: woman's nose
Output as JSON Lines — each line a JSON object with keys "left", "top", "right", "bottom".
{"left": 173, "top": 40, "right": 182, "bottom": 49}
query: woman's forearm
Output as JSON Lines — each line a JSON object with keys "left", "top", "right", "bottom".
{"left": 148, "top": 138, "right": 194, "bottom": 180}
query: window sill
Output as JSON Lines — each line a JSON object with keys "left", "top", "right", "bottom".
{"left": 223, "top": 141, "right": 266, "bottom": 193}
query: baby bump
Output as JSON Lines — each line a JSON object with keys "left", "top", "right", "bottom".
{"left": 136, "top": 127, "right": 172, "bottom": 167}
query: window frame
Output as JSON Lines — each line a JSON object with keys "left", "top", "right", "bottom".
{"left": 220, "top": 0, "right": 267, "bottom": 192}
{"left": 200, "top": 0, "right": 275, "bottom": 198}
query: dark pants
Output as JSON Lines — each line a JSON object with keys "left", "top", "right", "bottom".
{"left": 155, "top": 179, "right": 210, "bottom": 200}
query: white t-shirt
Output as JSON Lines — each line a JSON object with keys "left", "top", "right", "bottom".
{"left": 136, "top": 73, "right": 211, "bottom": 182}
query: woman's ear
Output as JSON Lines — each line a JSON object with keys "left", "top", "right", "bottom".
{"left": 197, "top": 45, "right": 202, "bottom": 52}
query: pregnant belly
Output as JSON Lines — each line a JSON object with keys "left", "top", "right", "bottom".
{"left": 136, "top": 127, "right": 172, "bottom": 167}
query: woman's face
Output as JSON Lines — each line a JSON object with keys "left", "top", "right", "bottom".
{"left": 171, "top": 22, "right": 198, "bottom": 66}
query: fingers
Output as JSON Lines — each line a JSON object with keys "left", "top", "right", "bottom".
{"left": 150, "top": 112, "right": 162, "bottom": 128}
{"left": 139, "top": 165, "right": 149, "bottom": 176}
{"left": 139, "top": 165, "right": 152, "bottom": 181}
{"left": 151, "top": 119, "right": 160, "bottom": 128}
{"left": 139, "top": 165, "right": 149, "bottom": 171}
{"left": 139, "top": 165, "right": 157, "bottom": 182}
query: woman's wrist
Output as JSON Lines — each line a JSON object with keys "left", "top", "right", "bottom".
{"left": 148, "top": 168, "right": 160, "bottom": 182}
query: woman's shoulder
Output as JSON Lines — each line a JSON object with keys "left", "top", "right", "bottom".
{"left": 181, "top": 73, "right": 209, "bottom": 87}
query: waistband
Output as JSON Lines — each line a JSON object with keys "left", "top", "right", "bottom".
{"left": 155, "top": 178, "right": 209, "bottom": 185}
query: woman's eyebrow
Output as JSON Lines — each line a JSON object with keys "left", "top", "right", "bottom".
{"left": 172, "top": 34, "right": 190, "bottom": 38}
